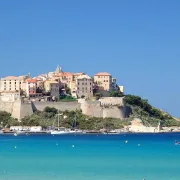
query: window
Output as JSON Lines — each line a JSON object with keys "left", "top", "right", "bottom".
{"left": 82, "top": 83, "right": 84, "bottom": 85}
{"left": 106, "top": 80, "right": 108, "bottom": 82}
{"left": 90, "top": 83, "right": 91, "bottom": 85}
{"left": 9, "top": 82, "right": 11, "bottom": 84}
{"left": 4, "top": 82, "right": 6, "bottom": 84}
{"left": 98, "top": 76, "right": 100, "bottom": 78}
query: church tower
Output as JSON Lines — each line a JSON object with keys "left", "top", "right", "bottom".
{"left": 55, "top": 65, "right": 63, "bottom": 74}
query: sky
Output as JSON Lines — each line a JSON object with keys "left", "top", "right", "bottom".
{"left": 0, "top": 0, "right": 179, "bottom": 117}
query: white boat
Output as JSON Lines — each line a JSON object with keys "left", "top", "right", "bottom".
{"left": 51, "top": 127, "right": 74, "bottom": 134}
{"left": 50, "top": 110, "right": 84, "bottom": 135}
{"left": 51, "top": 110, "right": 75, "bottom": 135}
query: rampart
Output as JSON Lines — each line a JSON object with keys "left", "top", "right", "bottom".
{"left": 32, "top": 101, "right": 80, "bottom": 111}
{"left": 79, "top": 97, "right": 127, "bottom": 119}
{"left": 0, "top": 97, "right": 129, "bottom": 120}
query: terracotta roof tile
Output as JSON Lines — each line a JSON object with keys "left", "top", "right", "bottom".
{"left": 94, "top": 72, "right": 111, "bottom": 76}
{"left": 26, "top": 79, "right": 37, "bottom": 83}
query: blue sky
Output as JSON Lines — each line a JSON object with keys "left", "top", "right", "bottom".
{"left": 0, "top": 0, "right": 179, "bottom": 117}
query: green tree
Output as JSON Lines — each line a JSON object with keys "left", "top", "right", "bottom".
{"left": 110, "top": 91, "right": 124, "bottom": 97}
{"left": 43, "top": 106, "right": 58, "bottom": 115}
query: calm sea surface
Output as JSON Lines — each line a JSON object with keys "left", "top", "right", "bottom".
{"left": 0, "top": 133, "right": 180, "bottom": 180}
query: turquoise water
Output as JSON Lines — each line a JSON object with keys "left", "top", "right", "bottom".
{"left": 0, "top": 133, "right": 180, "bottom": 180}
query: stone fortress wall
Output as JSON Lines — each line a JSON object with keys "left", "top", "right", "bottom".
{"left": 0, "top": 97, "right": 129, "bottom": 120}
{"left": 79, "top": 97, "right": 126, "bottom": 119}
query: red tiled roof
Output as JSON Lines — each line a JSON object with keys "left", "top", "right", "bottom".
{"left": 55, "top": 72, "right": 73, "bottom": 77}
{"left": 94, "top": 72, "right": 111, "bottom": 76}
{"left": 26, "top": 79, "right": 37, "bottom": 83}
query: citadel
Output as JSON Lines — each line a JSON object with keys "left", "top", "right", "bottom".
{"left": 0, "top": 66, "right": 127, "bottom": 120}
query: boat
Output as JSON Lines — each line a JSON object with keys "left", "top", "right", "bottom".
{"left": 51, "top": 127, "right": 74, "bottom": 134}
{"left": 50, "top": 110, "right": 75, "bottom": 134}
{"left": 51, "top": 110, "right": 85, "bottom": 135}
{"left": 175, "top": 140, "right": 180, "bottom": 145}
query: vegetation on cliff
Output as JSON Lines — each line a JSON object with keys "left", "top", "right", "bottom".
{"left": 125, "top": 94, "right": 180, "bottom": 127}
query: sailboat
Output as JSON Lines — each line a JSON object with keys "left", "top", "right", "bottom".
{"left": 50, "top": 110, "right": 76, "bottom": 134}
{"left": 70, "top": 115, "right": 84, "bottom": 133}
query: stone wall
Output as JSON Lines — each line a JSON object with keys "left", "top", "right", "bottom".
{"left": 0, "top": 97, "right": 129, "bottom": 120}
{"left": 0, "top": 100, "right": 33, "bottom": 120}
{"left": 32, "top": 101, "right": 80, "bottom": 112}
{"left": 0, "top": 100, "right": 14, "bottom": 114}
{"left": 80, "top": 101, "right": 103, "bottom": 117}
{"left": 102, "top": 106, "right": 125, "bottom": 119}
{"left": 79, "top": 97, "right": 127, "bottom": 119}
{"left": 20, "top": 102, "right": 33, "bottom": 119}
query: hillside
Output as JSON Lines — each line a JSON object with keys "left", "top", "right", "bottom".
{"left": 124, "top": 94, "right": 180, "bottom": 127}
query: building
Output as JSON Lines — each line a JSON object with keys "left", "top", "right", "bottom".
{"left": 73, "top": 72, "right": 85, "bottom": 81}
{"left": 112, "top": 78, "right": 117, "bottom": 91}
{"left": 25, "top": 79, "right": 37, "bottom": 97}
{"left": 0, "top": 91, "right": 20, "bottom": 102}
{"left": 55, "top": 65, "right": 63, "bottom": 74}
{"left": 76, "top": 75, "right": 93, "bottom": 98}
{"left": 44, "top": 80, "right": 59, "bottom": 100}
{"left": 94, "top": 72, "right": 112, "bottom": 91}
{"left": 69, "top": 80, "right": 77, "bottom": 98}
{"left": 0, "top": 75, "right": 28, "bottom": 93}
{"left": 55, "top": 72, "right": 73, "bottom": 88}
{"left": 119, "top": 86, "right": 124, "bottom": 94}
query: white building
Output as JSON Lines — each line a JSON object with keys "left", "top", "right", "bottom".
{"left": 119, "top": 86, "right": 124, "bottom": 94}
{"left": 10, "top": 126, "right": 23, "bottom": 131}
{"left": 30, "top": 126, "right": 42, "bottom": 132}
{"left": 0, "top": 76, "right": 28, "bottom": 93}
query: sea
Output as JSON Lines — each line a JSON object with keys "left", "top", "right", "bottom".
{"left": 0, "top": 133, "right": 180, "bottom": 180}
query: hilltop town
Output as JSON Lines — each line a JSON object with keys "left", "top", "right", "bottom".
{"left": 0, "top": 65, "right": 124, "bottom": 102}
{"left": 0, "top": 66, "right": 180, "bottom": 133}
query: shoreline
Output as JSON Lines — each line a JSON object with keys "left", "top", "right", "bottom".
{"left": 1, "top": 131, "right": 180, "bottom": 135}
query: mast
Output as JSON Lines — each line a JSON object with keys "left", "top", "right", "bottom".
{"left": 74, "top": 115, "right": 77, "bottom": 129}
{"left": 58, "top": 109, "right": 60, "bottom": 130}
